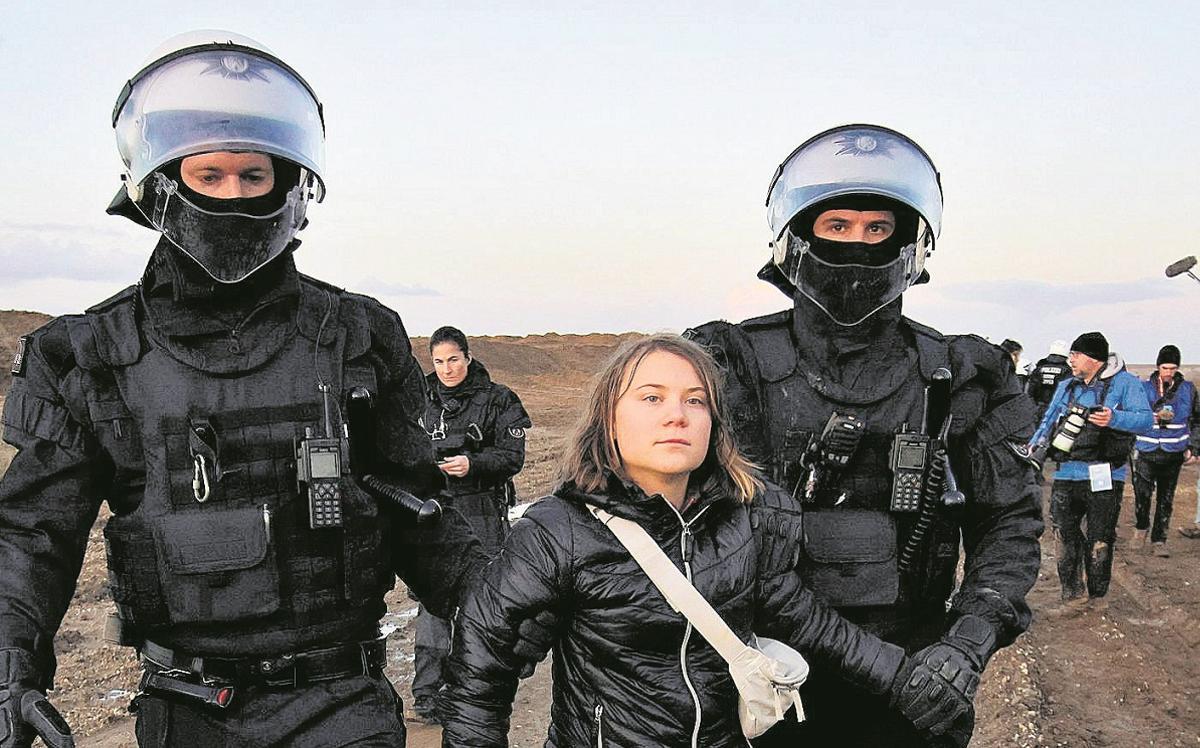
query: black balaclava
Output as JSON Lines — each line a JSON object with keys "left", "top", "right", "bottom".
{"left": 791, "top": 195, "right": 920, "bottom": 267}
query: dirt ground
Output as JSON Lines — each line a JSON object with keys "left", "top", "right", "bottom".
{"left": 1, "top": 331, "right": 1199, "bottom": 746}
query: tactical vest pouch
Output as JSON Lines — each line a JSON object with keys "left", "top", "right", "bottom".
{"left": 152, "top": 507, "right": 281, "bottom": 624}
{"left": 801, "top": 510, "right": 899, "bottom": 607}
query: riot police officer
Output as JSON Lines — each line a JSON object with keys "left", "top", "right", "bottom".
{"left": 0, "top": 31, "right": 492, "bottom": 747}
{"left": 686, "top": 124, "right": 1043, "bottom": 747}
{"left": 411, "top": 326, "right": 531, "bottom": 722}
{"left": 1028, "top": 340, "right": 1072, "bottom": 424}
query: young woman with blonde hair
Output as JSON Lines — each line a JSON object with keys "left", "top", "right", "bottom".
{"left": 440, "top": 334, "right": 970, "bottom": 747}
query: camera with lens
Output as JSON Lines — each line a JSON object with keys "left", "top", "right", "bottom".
{"left": 1047, "top": 404, "right": 1093, "bottom": 460}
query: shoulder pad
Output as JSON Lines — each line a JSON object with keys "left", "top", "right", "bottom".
{"left": 684, "top": 319, "right": 758, "bottom": 382}
{"left": 741, "top": 311, "right": 795, "bottom": 383}
{"left": 741, "top": 309, "right": 792, "bottom": 330}
{"left": 902, "top": 317, "right": 955, "bottom": 383}
{"left": 944, "top": 333, "right": 1014, "bottom": 392}
{"left": 343, "top": 290, "right": 415, "bottom": 366}
{"left": 21, "top": 317, "right": 78, "bottom": 379}
{"left": 296, "top": 277, "right": 372, "bottom": 360}
{"left": 683, "top": 319, "right": 731, "bottom": 346}
{"left": 85, "top": 285, "right": 139, "bottom": 315}
{"left": 74, "top": 285, "right": 143, "bottom": 370}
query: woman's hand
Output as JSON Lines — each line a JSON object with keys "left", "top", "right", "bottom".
{"left": 438, "top": 455, "right": 471, "bottom": 478}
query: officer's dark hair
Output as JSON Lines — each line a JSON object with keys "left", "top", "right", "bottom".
{"left": 559, "top": 334, "right": 764, "bottom": 503}
{"left": 430, "top": 326, "right": 469, "bottom": 357}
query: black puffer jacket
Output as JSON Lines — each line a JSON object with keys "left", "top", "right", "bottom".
{"left": 440, "top": 474, "right": 906, "bottom": 747}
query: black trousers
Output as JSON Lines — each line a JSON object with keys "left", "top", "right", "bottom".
{"left": 1050, "top": 479, "right": 1125, "bottom": 599}
{"left": 1133, "top": 452, "right": 1186, "bottom": 542}
{"left": 132, "top": 673, "right": 405, "bottom": 747}
{"left": 413, "top": 490, "right": 506, "bottom": 704}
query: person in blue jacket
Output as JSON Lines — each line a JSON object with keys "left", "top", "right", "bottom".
{"left": 1133, "top": 345, "right": 1200, "bottom": 553}
{"left": 1029, "top": 332, "right": 1152, "bottom": 613}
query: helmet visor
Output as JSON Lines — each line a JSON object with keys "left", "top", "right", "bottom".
{"left": 115, "top": 49, "right": 326, "bottom": 199}
{"left": 766, "top": 125, "right": 942, "bottom": 240}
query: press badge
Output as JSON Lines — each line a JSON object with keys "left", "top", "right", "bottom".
{"left": 1089, "top": 462, "right": 1113, "bottom": 492}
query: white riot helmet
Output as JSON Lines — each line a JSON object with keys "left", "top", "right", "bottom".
{"left": 1049, "top": 340, "right": 1069, "bottom": 357}
{"left": 765, "top": 124, "right": 943, "bottom": 326}
{"left": 110, "top": 30, "right": 326, "bottom": 283}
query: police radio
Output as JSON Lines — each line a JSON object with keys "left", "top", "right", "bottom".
{"left": 296, "top": 427, "right": 348, "bottom": 529}
{"left": 297, "top": 383, "right": 349, "bottom": 529}
{"left": 889, "top": 429, "right": 931, "bottom": 512}
{"left": 888, "top": 367, "right": 952, "bottom": 513}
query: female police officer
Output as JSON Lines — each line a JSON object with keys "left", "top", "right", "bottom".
{"left": 0, "top": 30, "right": 497, "bottom": 747}
{"left": 411, "top": 326, "right": 531, "bottom": 722}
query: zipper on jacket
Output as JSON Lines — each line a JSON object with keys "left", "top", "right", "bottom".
{"left": 594, "top": 703, "right": 604, "bottom": 747}
{"left": 664, "top": 501, "right": 710, "bottom": 748}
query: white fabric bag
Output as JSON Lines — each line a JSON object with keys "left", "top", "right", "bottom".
{"left": 588, "top": 505, "right": 808, "bottom": 739}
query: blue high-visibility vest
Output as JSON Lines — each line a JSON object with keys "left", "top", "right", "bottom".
{"left": 1136, "top": 376, "right": 1195, "bottom": 454}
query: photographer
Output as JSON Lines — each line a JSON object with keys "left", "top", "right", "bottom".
{"left": 1029, "top": 332, "right": 1152, "bottom": 614}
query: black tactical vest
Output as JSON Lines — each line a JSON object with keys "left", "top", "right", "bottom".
{"left": 730, "top": 313, "right": 974, "bottom": 639}
{"left": 69, "top": 281, "right": 393, "bottom": 656}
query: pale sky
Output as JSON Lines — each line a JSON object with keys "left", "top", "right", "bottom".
{"left": 1, "top": 1, "right": 1197, "bottom": 362}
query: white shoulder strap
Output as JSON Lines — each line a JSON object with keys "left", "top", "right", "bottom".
{"left": 587, "top": 504, "right": 748, "bottom": 664}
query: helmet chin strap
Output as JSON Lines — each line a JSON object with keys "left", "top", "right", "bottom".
{"left": 123, "top": 172, "right": 143, "bottom": 202}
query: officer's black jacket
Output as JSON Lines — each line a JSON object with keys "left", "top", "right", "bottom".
{"left": 0, "top": 245, "right": 482, "bottom": 678}
{"left": 423, "top": 360, "right": 531, "bottom": 497}
{"left": 685, "top": 292, "right": 1043, "bottom": 654}
{"left": 1027, "top": 354, "right": 1072, "bottom": 407}
{"left": 423, "top": 359, "right": 530, "bottom": 555}
{"left": 440, "top": 475, "right": 905, "bottom": 748}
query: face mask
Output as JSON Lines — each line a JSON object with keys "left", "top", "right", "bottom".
{"left": 136, "top": 158, "right": 311, "bottom": 283}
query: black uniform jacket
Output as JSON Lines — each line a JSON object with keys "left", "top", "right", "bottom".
{"left": 686, "top": 299, "right": 1043, "bottom": 651}
{"left": 0, "top": 247, "right": 481, "bottom": 677}
{"left": 423, "top": 360, "right": 531, "bottom": 498}
{"left": 440, "top": 474, "right": 905, "bottom": 748}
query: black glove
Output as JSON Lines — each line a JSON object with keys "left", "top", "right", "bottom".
{"left": 512, "top": 610, "right": 559, "bottom": 679}
{"left": 889, "top": 645, "right": 976, "bottom": 738}
{"left": 890, "top": 615, "right": 997, "bottom": 742}
{"left": 0, "top": 650, "right": 73, "bottom": 748}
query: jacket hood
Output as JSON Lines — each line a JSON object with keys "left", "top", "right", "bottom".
{"left": 1101, "top": 352, "right": 1126, "bottom": 380}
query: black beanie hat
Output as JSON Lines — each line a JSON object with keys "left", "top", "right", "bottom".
{"left": 1070, "top": 332, "right": 1109, "bottom": 362}
{"left": 1157, "top": 345, "right": 1181, "bottom": 367}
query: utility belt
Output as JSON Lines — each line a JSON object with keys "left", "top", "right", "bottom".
{"left": 137, "top": 636, "right": 387, "bottom": 709}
